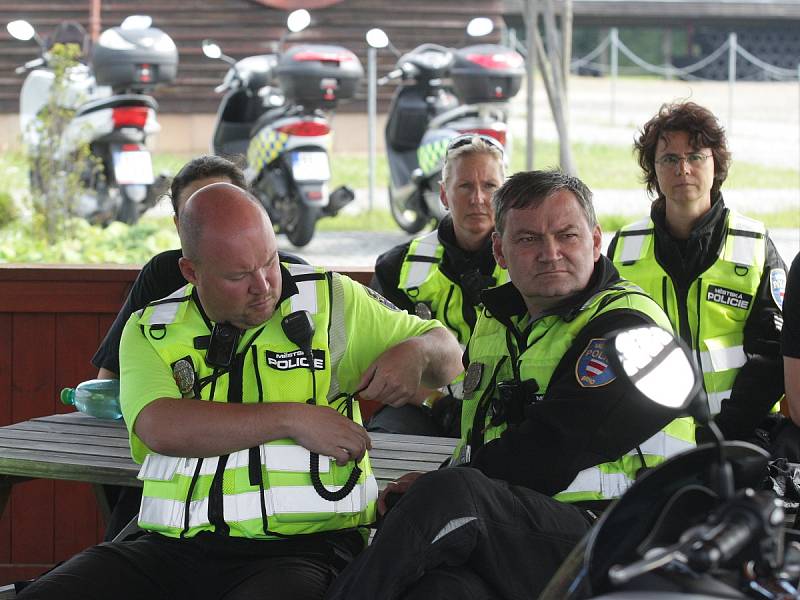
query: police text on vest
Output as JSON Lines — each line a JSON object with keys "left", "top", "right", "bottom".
{"left": 706, "top": 285, "right": 752, "bottom": 310}
{"left": 265, "top": 349, "right": 326, "bottom": 371}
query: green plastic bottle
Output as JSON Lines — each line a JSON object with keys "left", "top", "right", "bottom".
{"left": 60, "top": 379, "right": 122, "bottom": 420}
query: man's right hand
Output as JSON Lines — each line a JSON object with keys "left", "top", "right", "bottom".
{"left": 377, "top": 471, "right": 423, "bottom": 516}
{"left": 290, "top": 404, "right": 372, "bottom": 466}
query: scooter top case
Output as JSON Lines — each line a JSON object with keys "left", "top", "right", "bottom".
{"left": 92, "top": 24, "right": 178, "bottom": 93}
{"left": 451, "top": 44, "right": 524, "bottom": 104}
{"left": 276, "top": 44, "right": 363, "bottom": 110}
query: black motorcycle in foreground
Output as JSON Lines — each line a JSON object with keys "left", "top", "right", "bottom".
{"left": 541, "top": 325, "right": 800, "bottom": 599}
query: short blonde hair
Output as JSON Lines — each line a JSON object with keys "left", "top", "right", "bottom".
{"left": 441, "top": 135, "right": 505, "bottom": 186}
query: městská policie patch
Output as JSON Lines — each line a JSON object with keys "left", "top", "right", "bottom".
{"left": 706, "top": 285, "right": 753, "bottom": 310}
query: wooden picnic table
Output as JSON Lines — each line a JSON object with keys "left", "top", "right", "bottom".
{"left": 0, "top": 412, "right": 457, "bottom": 522}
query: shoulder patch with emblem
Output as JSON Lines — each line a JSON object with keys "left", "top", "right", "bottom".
{"left": 364, "top": 286, "right": 399, "bottom": 311}
{"left": 770, "top": 268, "right": 786, "bottom": 310}
{"left": 463, "top": 362, "right": 484, "bottom": 396}
{"left": 171, "top": 357, "right": 196, "bottom": 396}
{"left": 576, "top": 338, "right": 616, "bottom": 388}
{"left": 414, "top": 302, "right": 432, "bottom": 320}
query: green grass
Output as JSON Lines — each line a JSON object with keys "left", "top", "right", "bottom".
{"left": 4, "top": 144, "right": 798, "bottom": 198}
{"left": 0, "top": 147, "right": 796, "bottom": 264}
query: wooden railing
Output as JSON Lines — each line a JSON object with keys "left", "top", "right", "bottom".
{"left": 0, "top": 264, "right": 374, "bottom": 584}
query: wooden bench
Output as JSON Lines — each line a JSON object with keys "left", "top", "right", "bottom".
{"left": 0, "top": 412, "right": 456, "bottom": 521}
{"left": 0, "top": 411, "right": 455, "bottom": 596}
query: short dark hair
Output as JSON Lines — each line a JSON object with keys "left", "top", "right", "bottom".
{"left": 168, "top": 155, "right": 247, "bottom": 215}
{"left": 493, "top": 170, "right": 596, "bottom": 235}
{"left": 635, "top": 102, "right": 730, "bottom": 206}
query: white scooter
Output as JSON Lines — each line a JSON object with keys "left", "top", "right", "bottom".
{"left": 7, "top": 16, "right": 177, "bottom": 224}
{"left": 202, "top": 9, "right": 362, "bottom": 247}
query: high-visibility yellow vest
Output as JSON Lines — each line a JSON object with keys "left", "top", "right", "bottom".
{"left": 134, "top": 265, "right": 377, "bottom": 539}
{"left": 611, "top": 211, "right": 766, "bottom": 415}
{"left": 398, "top": 230, "right": 508, "bottom": 346}
{"left": 453, "top": 281, "right": 695, "bottom": 502}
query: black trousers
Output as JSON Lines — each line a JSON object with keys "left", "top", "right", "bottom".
{"left": 324, "top": 467, "right": 592, "bottom": 600}
{"left": 18, "top": 529, "right": 363, "bottom": 600}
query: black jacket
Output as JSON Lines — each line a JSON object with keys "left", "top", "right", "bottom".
{"left": 370, "top": 215, "right": 497, "bottom": 333}
{"left": 466, "top": 256, "right": 676, "bottom": 496}
{"left": 607, "top": 195, "right": 786, "bottom": 441}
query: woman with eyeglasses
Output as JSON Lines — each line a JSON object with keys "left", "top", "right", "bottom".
{"left": 368, "top": 134, "right": 507, "bottom": 437}
{"left": 607, "top": 101, "right": 789, "bottom": 452}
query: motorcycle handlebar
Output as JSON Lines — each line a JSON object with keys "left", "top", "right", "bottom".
{"left": 16, "top": 57, "right": 45, "bottom": 74}
{"left": 687, "top": 517, "right": 756, "bottom": 572}
{"left": 378, "top": 68, "right": 404, "bottom": 85}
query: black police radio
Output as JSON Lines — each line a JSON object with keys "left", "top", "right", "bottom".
{"left": 205, "top": 322, "right": 241, "bottom": 369}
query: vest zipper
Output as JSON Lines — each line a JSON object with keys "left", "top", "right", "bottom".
{"left": 441, "top": 284, "right": 458, "bottom": 339}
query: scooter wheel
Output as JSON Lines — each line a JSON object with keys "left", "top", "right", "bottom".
{"left": 389, "top": 188, "right": 429, "bottom": 234}
{"left": 285, "top": 203, "right": 318, "bottom": 247}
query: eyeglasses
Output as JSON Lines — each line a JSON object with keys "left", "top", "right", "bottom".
{"left": 655, "top": 153, "right": 713, "bottom": 169}
{"left": 446, "top": 133, "right": 505, "bottom": 156}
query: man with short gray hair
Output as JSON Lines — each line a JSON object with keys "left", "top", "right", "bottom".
{"left": 326, "top": 169, "right": 685, "bottom": 599}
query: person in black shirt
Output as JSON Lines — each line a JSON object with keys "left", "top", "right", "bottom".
{"left": 783, "top": 252, "right": 800, "bottom": 424}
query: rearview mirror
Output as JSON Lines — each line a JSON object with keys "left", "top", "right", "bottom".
{"left": 7, "top": 19, "right": 35, "bottom": 42}
{"left": 287, "top": 9, "right": 310, "bottom": 34}
{"left": 366, "top": 28, "right": 389, "bottom": 49}
{"left": 202, "top": 39, "right": 222, "bottom": 60}
{"left": 466, "top": 17, "right": 494, "bottom": 38}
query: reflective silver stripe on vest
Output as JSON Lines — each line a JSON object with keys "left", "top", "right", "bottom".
{"left": 562, "top": 469, "right": 631, "bottom": 498}
{"left": 617, "top": 218, "right": 651, "bottom": 263}
{"left": 700, "top": 345, "right": 746, "bottom": 374}
{"left": 728, "top": 214, "right": 764, "bottom": 266}
{"left": 707, "top": 390, "right": 730, "bottom": 416}
{"left": 327, "top": 274, "right": 347, "bottom": 400}
{"left": 561, "top": 428, "right": 693, "bottom": 498}
{"left": 402, "top": 230, "right": 440, "bottom": 288}
{"left": 287, "top": 264, "right": 320, "bottom": 314}
{"left": 140, "top": 477, "right": 379, "bottom": 530}
{"left": 634, "top": 431, "right": 694, "bottom": 458}
{"left": 138, "top": 446, "right": 334, "bottom": 481}
{"left": 148, "top": 285, "right": 191, "bottom": 324}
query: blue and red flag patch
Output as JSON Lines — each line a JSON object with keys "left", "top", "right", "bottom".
{"left": 770, "top": 268, "right": 786, "bottom": 310}
{"left": 576, "top": 338, "right": 616, "bottom": 388}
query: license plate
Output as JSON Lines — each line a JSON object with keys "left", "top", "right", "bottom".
{"left": 113, "top": 150, "right": 154, "bottom": 185}
{"left": 290, "top": 152, "right": 330, "bottom": 182}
